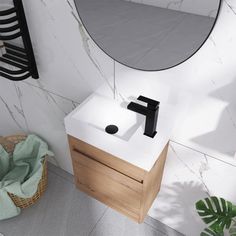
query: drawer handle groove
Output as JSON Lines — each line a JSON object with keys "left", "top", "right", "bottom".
{"left": 73, "top": 148, "right": 144, "bottom": 184}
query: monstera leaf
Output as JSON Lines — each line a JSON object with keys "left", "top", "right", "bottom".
{"left": 196, "top": 197, "right": 236, "bottom": 233}
{"left": 229, "top": 221, "right": 236, "bottom": 236}
{"left": 201, "top": 228, "right": 223, "bottom": 236}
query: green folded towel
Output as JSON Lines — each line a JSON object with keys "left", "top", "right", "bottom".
{"left": 0, "top": 134, "right": 53, "bottom": 220}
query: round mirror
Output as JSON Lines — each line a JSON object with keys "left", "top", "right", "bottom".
{"left": 74, "top": 0, "right": 221, "bottom": 71}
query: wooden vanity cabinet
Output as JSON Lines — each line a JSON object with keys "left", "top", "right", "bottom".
{"left": 68, "top": 135, "right": 168, "bottom": 223}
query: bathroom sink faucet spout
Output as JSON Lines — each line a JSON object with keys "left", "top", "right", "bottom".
{"left": 127, "top": 95, "right": 160, "bottom": 138}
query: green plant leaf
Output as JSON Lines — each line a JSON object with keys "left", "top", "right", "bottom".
{"left": 196, "top": 197, "right": 236, "bottom": 233}
{"left": 200, "top": 228, "right": 224, "bottom": 236}
{"left": 229, "top": 221, "right": 236, "bottom": 236}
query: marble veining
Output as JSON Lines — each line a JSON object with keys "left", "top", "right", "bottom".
{"left": 0, "top": 0, "right": 236, "bottom": 235}
{"left": 224, "top": 0, "right": 236, "bottom": 15}
{"left": 0, "top": 95, "right": 26, "bottom": 132}
{"left": 69, "top": 2, "right": 111, "bottom": 88}
{"left": 124, "top": 0, "right": 219, "bottom": 17}
{"left": 169, "top": 144, "right": 211, "bottom": 197}
{"left": 22, "top": 0, "right": 114, "bottom": 103}
{"left": 149, "top": 141, "right": 236, "bottom": 235}
{"left": 13, "top": 83, "right": 29, "bottom": 132}
{"left": 0, "top": 79, "right": 78, "bottom": 172}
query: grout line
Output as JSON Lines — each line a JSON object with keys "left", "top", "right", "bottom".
{"left": 22, "top": 81, "right": 81, "bottom": 104}
{"left": 144, "top": 221, "right": 168, "bottom": 235}
{"left": 48, "top": 166, "right": 74, "bottom": 184}
{"left": 144, "top": 216, "right": 184, "bottom": 236}
{"left": 88, "top": 207, "right": 109, "bottom": 236}
{"left": 170, "top": 144, "right": 211, "bottom": 196}
{"left": 48, "top": 164, "right": 183, "bottom": 235}
{"left": 170, "top": 140, "right": 236, "bottom": 168}
{"left": 25, "top": 79, "right": 236, "bottom": 170}
{"left": 24, "top": 79, "right": 236, "bottom": 171}
{"left": 48, "top": 165, "right": 111, "bottom": 236}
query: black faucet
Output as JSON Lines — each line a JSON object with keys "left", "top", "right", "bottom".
{"left": 127, "top": 95, "right": 160, "bottom": 138}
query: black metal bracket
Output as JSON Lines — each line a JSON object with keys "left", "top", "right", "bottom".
{"left": 0, "top": 0, "right": 39, "bottom": 81}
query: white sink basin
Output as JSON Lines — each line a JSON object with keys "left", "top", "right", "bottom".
{"left": 65, "top": 92, "right": 177, "bottom": 171}
{"left": 72, "top": 94, "right": 144, "bottom": 141}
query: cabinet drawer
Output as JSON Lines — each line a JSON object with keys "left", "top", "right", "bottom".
{"left": 68, "top": 135, "right": 169, "bottom": 223}
{"left": 68, "top": 135, "right": 146, "bottom": 183}
{"left": 71, "top": 149, "right": 142, "bottom": 215}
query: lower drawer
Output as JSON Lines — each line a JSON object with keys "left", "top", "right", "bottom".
{"left": 71, "top": 150, "right": 142, "bottom": 218}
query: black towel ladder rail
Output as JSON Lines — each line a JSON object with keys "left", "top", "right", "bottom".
{"left": 0, "top": 0, "right": 39, "bottom": 81}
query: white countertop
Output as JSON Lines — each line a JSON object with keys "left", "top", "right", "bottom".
{"left": 65, "top": 91, "right": 178, "bottom": 172}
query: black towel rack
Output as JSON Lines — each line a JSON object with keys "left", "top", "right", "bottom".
{"left": 0, "top": 0, "right": 39, "bottom": 81}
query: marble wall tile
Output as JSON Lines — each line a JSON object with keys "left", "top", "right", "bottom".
{"left": 0, "top": 80, "right": 28, "bottom": 135}
{"left": 0, "top": 80, "right": 77, "bottom": 173}
{"left": 114, "top": 0, "right": 236, "bottom": 165}
{"left": 170, "top": 0, "right": 236, "bottom": 164}
{"left": 148, "top": 141, "right": 236, "bottom": 236}
{"left": 22, "top": 0, "right": 114, "bottom": 103}
{"left": 0, "top": 0, "right": 235, "bottom": 168}
{"left": 0, "top": 0, "right": 234, "bottom": 168}
{"left": 0, "top": 0, "right": 236, "bottom": 233}
{"left": 124, "top": 0, "right": 219, "bottom": 17}
{"left": 18, "top": 81, "right": 79, "bottom": 173}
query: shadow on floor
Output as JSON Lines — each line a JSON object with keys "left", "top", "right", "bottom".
{"left": 150, "top": 181, "right": 208, "bottom": 236}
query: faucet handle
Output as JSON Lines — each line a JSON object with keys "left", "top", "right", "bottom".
{"left": 137, "top": 95, "right": 160, "bottom": 110}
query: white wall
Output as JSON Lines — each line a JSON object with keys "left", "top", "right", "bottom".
{"left": 0, "top": 0, "right": 114, "bottom": 173}
{"left": 1, "top": 0, "right": 236, "bottom": 235}
{"left": 124, "top": 0, "right": 220, "bottom": 17}
{"left": 113, "top": 0, "right": 236, "bottom": 166}
{"left": 0, "top": 0, "right": 235, "bottom": 174}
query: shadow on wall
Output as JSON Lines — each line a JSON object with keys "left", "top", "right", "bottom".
{"left": 151, "top": 181, "right": 207, "bottom": 236}
{"left": 191, "top": 79, "right": 236, "bottom": 158}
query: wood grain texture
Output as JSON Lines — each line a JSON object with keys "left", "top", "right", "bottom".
{"left": 72, "top": 150, "right": 143, "bottom": 194}
{"left": 71, "top": 150, "right": 141, "bottom": 222}
{"left": 76, "top": 180, "right": 140, "bottom": 222}
{"left": 68, "top": 135, "right": 169, "bottom": 223}
{"left": 68, "top": 135, "right": 147, "bottom": 182}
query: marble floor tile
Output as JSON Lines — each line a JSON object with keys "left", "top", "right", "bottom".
{"left": 48, "top": 162, "right": 184, "bottom": 236}
{"left": 48, "top": 161, "right": 74, "bottom": 184}
{"left": 0, "top": 171, "right": 107, "bottom": 236}
{"left": 144, "top": 217, "right": 184, "bottom": 236}
{"left": 0, "top": 164, "right": 182, "bottom": 236}
{"left": 90, "top": 208, "right": 183, "bottom": 236}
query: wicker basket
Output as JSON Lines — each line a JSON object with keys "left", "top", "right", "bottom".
{"left": 0, "top": 134, "right": 48, "bottom": 209}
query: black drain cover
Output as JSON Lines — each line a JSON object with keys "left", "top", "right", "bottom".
{"left": 105, "top": 125, "right": 119, "bottom": 134}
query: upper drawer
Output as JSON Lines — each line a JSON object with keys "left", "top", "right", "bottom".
{"left": 68, "top": 135, "right": 147, "bottom": 183}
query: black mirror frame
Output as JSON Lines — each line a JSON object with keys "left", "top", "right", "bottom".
{"left": 74, "top": 0, "right": 223, "bottom": 72}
